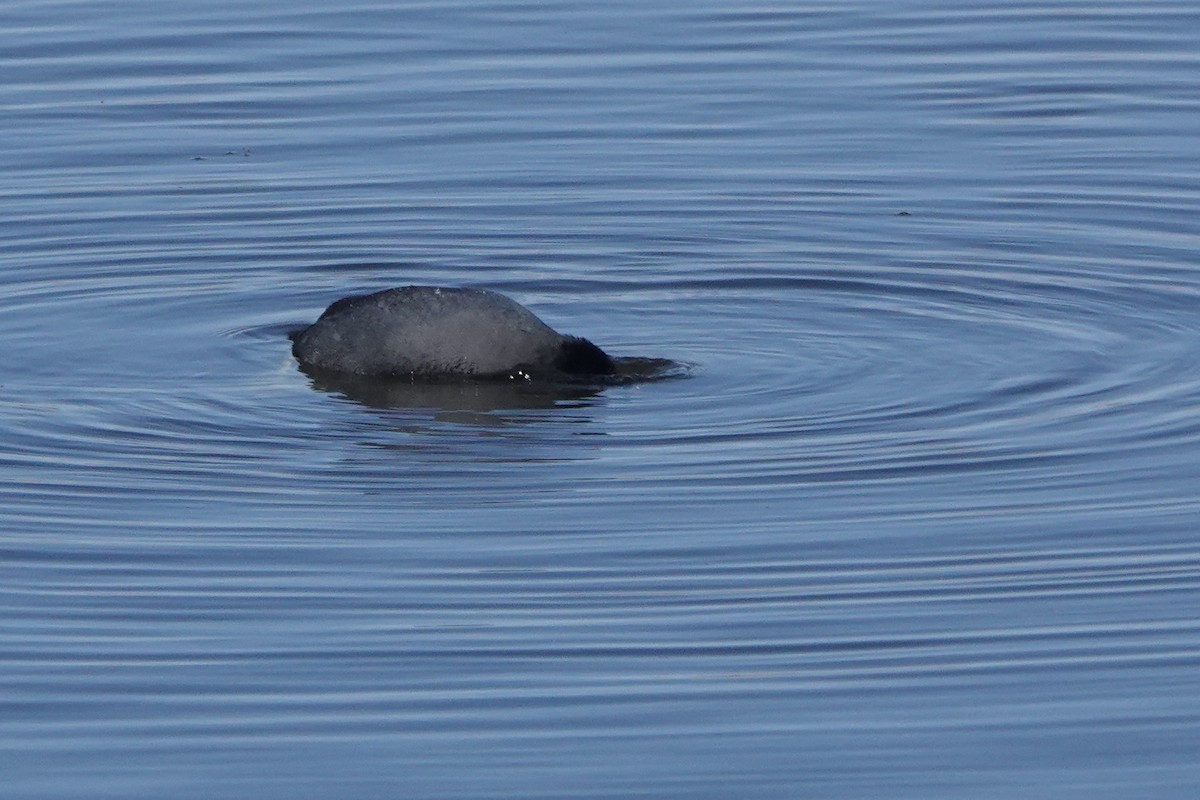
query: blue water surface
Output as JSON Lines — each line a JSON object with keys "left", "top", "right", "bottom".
{"left": 3, "top": 1, "right": 1200, "bottom": 797}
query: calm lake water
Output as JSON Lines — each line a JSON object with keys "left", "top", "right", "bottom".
{"left": 4, "top": 0, "right": 1200, "bottom": 797}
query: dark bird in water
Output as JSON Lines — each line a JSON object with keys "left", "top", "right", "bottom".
{"left": 290, "top": 286, "right": 615, "bottom": 380}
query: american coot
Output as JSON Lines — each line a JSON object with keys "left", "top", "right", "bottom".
{"left": 291, "top": 286, "right": 615, "bottom": 380}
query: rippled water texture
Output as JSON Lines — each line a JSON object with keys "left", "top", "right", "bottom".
{"left": 4, "top": 1, "right": 1200, "bottom": 797}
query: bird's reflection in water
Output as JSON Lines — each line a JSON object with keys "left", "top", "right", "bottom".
{"left": 304, "top": 371, "right": 602, "bottom": 414}
{"left": 298, "top": 356, "right": 688, "bottom": 415}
